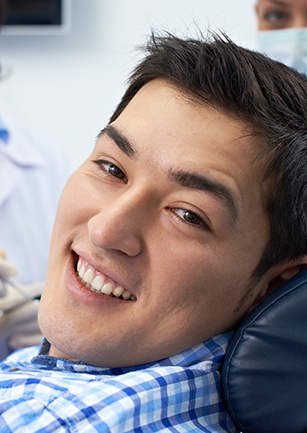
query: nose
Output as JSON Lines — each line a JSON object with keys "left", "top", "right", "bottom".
{"left": 292, "top": 14, "right": 307, "bottom": 29}
{"left": 87, "top": 186, "right": 154, "bottom": 257}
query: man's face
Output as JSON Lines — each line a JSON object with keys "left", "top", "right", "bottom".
{"left": 39, "top": 80, "right": 273, "bottom": 368}
{"left": 256, "top": 0, "right": 307, "bottom": 30}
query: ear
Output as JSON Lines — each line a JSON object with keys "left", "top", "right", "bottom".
{"left": 268, "top": 257, "right": 307, "bottom": 294}
{"left": 251, "top": 256, "right": 307, "bottom": 310}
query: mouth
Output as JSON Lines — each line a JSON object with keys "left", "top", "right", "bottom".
{"left": 75, "top": 256, "right": 136, "bottom": 302}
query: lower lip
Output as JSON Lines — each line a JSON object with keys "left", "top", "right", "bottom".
{"left": 64, "top": 255, "right": 128, "bottom": 308}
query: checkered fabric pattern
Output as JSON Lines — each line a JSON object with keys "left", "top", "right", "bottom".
{"left": 0, "top": 332, "right": 238, "bottom": 432}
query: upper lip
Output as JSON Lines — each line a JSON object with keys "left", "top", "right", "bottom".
{"left": 72, "top": 248, "right": 136, "bottom": 296}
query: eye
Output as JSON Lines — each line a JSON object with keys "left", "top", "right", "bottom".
{"left": 263, "top": 10, "right": 289, "bottom": 24}
{"left": 171, "top": 208, "right": 208, "bottom": 229}
{"left": 93, "top": 159, "right": 128, "bottom": 183}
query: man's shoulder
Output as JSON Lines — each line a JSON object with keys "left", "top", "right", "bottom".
{"left": 0, "top": 345, "right": 40, "bottom": 371}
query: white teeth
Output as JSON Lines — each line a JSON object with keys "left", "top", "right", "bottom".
{"left": 91, "top": 275, "right": 105, "bottom": 291}
{"left": 77, "top": 260, "right": 81, "bottom": 273}
{"left": 78, "top": 263, "right": 86, "bottom": 279}
{"left": 100, "top": 282, "right": 113, "bottom": 296}
{"left": 112, "top": 286, "right": 124, "bottom": 298}
{"left": 83, "top": 268, "right": 94, "bottom": 285}
{"left": 122, "top": 290, "right": 132, "bottom": 300}
{"left": 76, "top": 257, "right": 135, "bottom": 301}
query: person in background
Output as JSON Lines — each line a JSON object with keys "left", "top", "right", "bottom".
{"left": 0, "top": 30, "right": 305, "bottom": 432}
{"left": 0, "top": 0, "right": 70, "bottom": 359}
{"left": 255, "top": 0, "right": 307, "bottom": 73}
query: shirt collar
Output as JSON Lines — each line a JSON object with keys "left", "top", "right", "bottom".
{"left": 31, "top": 331, "right": 233, "bottom": 375}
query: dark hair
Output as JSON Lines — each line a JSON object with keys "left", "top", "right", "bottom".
{"left": 109, "top": 31, "right": 307, "bottom": 278}
{"left": 0, "top": 0, "right": 7, "bottom": 26}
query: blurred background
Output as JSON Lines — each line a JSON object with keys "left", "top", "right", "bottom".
{"left": 0, "top": 0, "right": 257, "bottom": 170}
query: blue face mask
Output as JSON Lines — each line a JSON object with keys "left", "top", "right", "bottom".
{"left": 257, "top": 28, "right": 307, "bottom": 74}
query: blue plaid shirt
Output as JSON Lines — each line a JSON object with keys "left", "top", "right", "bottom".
{"left": 0, "top": 332, "right": 238, "bottom": 432}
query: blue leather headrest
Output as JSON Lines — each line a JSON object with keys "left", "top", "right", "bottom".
{"left": 222, "top": 268, "right": 307, "bottom": 433}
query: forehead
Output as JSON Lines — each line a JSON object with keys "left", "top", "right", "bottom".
{"left": 112, "top": 80, "right": 258, "bottom": 168}
{"left": 109, "top": 79, "right": 266, "bottom": 219}
{"left": 258, "top": 0, "right": 307, "bottom": 10}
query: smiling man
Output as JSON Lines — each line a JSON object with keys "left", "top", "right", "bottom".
{"left": 0, "top": 32, "right": 306, "bottom": 432}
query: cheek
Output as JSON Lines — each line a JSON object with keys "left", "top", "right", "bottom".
{"left": 52, "top": 173, "right": 96, "bottom": 233}
{"left": 158, "top": 241, "right": 253, "bottom": 319}
{"left": 150, "top": 243, "right": 224, "bottom": 309}
{"left": 143, "top": 262, "right": 244, "bottom": 354}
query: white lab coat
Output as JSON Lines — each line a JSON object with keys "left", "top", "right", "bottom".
{"left": 0, "top": 111, "right": 71, "bottom": 358}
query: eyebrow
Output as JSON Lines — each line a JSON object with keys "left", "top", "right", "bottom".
{"left": 98, "top": 125, "right": 238, "bottom": 222}
{"left": 97, "top": 125, "right": 135, "bottom": 158}
{"left": 266, "top": 0, "right": 288, "bottom": 5}
{"left": 169, "top": 169, "right": 239, "bottom": 222}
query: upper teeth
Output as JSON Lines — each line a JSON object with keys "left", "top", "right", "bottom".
{"left": 77, "top": 258, "right": 136, "bottom": 301}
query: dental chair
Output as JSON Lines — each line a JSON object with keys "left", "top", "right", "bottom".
{"left": 222, "top": 267, "right": 307, "bottom": 433}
